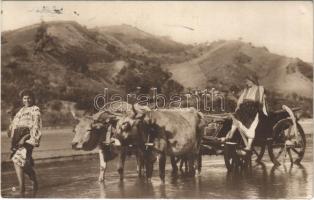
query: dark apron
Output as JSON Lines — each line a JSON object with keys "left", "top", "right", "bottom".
{"left": 234, "top": 100, "right": 260, "bottom": 129}
{"left": 10, "top": 127, "right": 34, "bottom": 167}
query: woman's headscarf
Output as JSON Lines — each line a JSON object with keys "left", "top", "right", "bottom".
{"left": 245, "top": 74, "right": 259, "bottom": 86}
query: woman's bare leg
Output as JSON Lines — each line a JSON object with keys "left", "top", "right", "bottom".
{"left": 244, "top": 114, "right": 259, "bottom": 150}
{"left": 13, "top": 163, "right": 25, "bottom": 197}
{"left": 25, "top": 166, "right": 38, "bottom": 196}
{"left": 246, "top": 138, "right": 254, "bottom": 150}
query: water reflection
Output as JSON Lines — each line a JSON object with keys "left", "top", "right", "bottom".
{"left": 118, "top": 181, "right": 126, "bottom": 197}
{"left": 142, "top": 180, "right": 155, "bottom": 198}
{"left": 99, "top": 182, "right": 106, "bottom": 198}
{"left": 223, "top": 162, "right": 310, "bottom": 198}
{"left": 96, "top": 162, "right": 311, "bottom": 198}
{"left": 269, "top": 163, "right": 309, "bottom": 198}
{"left": 135, "top": 162, "right": 308, "bottom": 198}
{"left": 158, "top": 182, "right": 167, "bottom": 198}
{"left": 2, "top": 156, "right": 311, "bottom": 198}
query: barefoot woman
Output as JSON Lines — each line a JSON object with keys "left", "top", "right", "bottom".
{"left": 223, "top": 75, "right": 268, "bottom": 154}
{"left": 8, "top": 89, "right": 42, "bottom": 197}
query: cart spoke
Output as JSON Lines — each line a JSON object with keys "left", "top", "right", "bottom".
{"left": 286, "top": 126, "right": 292, "bottom": 138}
{"left": 269, "top": 119, "right": 306, "bottom": 166}
{"left": 275, "top": 147, "right": 285, "bottom": 159}
{"left": 287, "top": 149, "right": 293, "bottom": 163}
{"left": 291, "top": 148, "right": 301, "bottom": 156}
{"left": 253, "top": 148, "right": 259, "bottom": 156}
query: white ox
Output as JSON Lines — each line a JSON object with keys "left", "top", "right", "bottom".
{"left": 71, "top": 102, "right": 145, "bottom": 181}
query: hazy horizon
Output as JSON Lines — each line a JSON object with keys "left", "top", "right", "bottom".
{"left": 1, "top": 1, "right": 313, "bottom": 62}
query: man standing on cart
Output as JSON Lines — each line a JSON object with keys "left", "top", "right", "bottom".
{"left": 221, "top": 74, "right": 268, "bottom": 155}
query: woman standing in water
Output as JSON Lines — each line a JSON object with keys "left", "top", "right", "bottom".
{"left": 222, "top": 75, "right": 268, "bottom": 154}
{"left": 8, "top": 89, "right": 42, "bottom": 197}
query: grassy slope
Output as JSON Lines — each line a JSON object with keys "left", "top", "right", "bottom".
{"left": 165, "top": 40, "right": 313, "bottom": 98}
{"left": 1, "top": 21, "right": 313, "bottom": 130}
{"left": 1, "top": 21, "right": 190, "bottom": 129}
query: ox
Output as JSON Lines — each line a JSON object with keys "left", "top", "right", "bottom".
{"left": 71, "top": 102, "right": 145, "bottom": 181}
{"left": 116, "top": 106, "right": 205, "bottom": 181}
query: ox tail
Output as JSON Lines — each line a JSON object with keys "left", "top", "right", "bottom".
{"left": 196, "top": 112, "right": 206, "bottom": 153}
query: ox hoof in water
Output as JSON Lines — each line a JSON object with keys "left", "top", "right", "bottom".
{"left": 196, "top": 169, "right": 201, "bottom": 176}
{"left": 98, "top": 175, "right": 105, "bottom": 182}
{"left": 160, "top": 178, "right": 165, "bottom": 183}
{"left": 118, "top": 168, "right": 124, "bottom": 181}
{"left": 98, "top": 168, "right": 106, "bottom": 182}
{"left": 187, "top": 169, "right": 196, "bottom": 177}
{"left": 171, "top": 169, "right": 178, "bottom": 177}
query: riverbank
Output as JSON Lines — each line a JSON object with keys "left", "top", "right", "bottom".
{"left": 1, "top": 119, "right": 313, "bottom": 170}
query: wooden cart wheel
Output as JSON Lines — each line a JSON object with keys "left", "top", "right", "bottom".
{"left": 224, "top": 142, "right": 238, "bottom": 171}
{"left": 224, "top": 142, "right": 252, "bottom": 171}
{"left": 268, "top": 119, "right": 306, "bottom": 166}
{"left": 251, "top": 144, "right": 266, "bottom": 163}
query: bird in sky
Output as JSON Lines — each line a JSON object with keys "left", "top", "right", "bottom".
{"left": 74, "top": 11, "right": 80, "bottom": 16}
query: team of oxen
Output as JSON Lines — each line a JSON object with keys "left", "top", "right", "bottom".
{"left": 71, "top": 102, "right": 206, "bottom": 182}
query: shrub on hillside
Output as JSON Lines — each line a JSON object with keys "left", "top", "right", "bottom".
{"left": 115, "top": 61, "right": 180, "bottom": 95}
{"left": 297, "top": 59, "right": 313, "bottom": 81}
{"left": 11, "top": 45, "right": 28, "bottom": 58}
{"left": 162, "top": 79, "right": 184, "bottom": 97}
{"left": 5, "top": 60, "right": 19, "bottom": 69}
{"left": 234, "top": 52, "right": 251, "bottom": 65}
{"left": 35, "top": 21, "right": 48, "bottom": 43}
{"left": 64, "top": 88, "right": 98, "bottom": 112}
{"left": 64, "top": 49, "right": 89, "bottom": 73}
{"left": 1, "top": 35, "right": 8, "bottom": 44}
{"left": 50, "top": 100, "right": 63, "bottom": 111}
{"left": 34, "top": 21, "right": 53, "bottom": 54}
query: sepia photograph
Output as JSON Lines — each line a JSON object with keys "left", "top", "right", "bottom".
{"left": 1, "top": 1, "right": 313, "bottom": 198}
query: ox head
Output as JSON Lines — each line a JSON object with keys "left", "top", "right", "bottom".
{"left": 115, "top": 104, "right": 150, "bottom": 142}
{"left": 71, "top": 110, "right": 121, "bottom": 151}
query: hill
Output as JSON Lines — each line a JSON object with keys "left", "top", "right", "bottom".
{"left": 1, "top": 21, "right": 187, "bottom": 129}
{"left": 165, "top": 40, "right": 312, "bottom": 96}
{"left": 94, "top": 24, "right": 188, "bottom": 54}
{"left": 164, "top": 40, "right": 313, "bottom": 115}
{"left": 1, "top": 21, "right": 313, "bottom": 129}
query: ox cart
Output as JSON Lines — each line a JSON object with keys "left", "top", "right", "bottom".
{"left": 200, "top": 105, "right": 306, "bottom": 171}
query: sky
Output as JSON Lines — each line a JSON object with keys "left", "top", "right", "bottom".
{"left": 1, "top": 1, "right": 313, "bottom": 62}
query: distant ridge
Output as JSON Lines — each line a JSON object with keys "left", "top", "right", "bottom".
{"left": 1, "top": 20, "right": 313, "bottom": 128}
{"left": 164, "top": 40, "right": 313, "bottom": 98}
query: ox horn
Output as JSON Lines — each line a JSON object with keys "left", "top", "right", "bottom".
{"left": 93, "top": 110, "right": 123, "bottom": 122}
{"left": 71, "top": 109, "right": 79, "bottom": 120}
{"left": 107, "top": 110, "right": 124, "bottom": 117}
